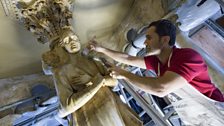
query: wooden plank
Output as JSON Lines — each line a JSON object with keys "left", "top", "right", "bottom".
{"left": 191, "top": 26, "right": 224, "bottom": 68}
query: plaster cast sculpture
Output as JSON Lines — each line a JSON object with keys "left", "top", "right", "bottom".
{"left": 15, "top": 1, "right": 143, "bottom": 125}
{"left": 42, "top": 45, "right": 115, "bottom": 117}
{"left": 15, "top": 0, "right": 113, "bottom": 117}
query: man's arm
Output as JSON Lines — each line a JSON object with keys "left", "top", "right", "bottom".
{"left": 110, "top": 67, "right": 188, "bottom": 97}
{"left": 88, "top": 41, "right": 146, "bottom": 69}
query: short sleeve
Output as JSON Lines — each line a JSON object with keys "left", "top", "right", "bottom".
{"left": 144, "top": 56, "right": 158, "bottom": 71}
{"left": 168, "top": 49, "right": 207, "bottom": 82}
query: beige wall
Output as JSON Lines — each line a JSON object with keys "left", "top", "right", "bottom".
{"left": 0, "top": 5, "right": 49, "bottom": 78}
{"left": 72, "top": 0, "right": 135, "bottom": 45}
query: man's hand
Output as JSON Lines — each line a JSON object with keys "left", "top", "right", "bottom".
{"left": 87, "top": 38, "right": 104, "bottom": 53}
{"left": 109, "top": 66, "right": 128, "bottom": 80}
{"left": 102, "top": 75, "right": 118, "bottom": 87}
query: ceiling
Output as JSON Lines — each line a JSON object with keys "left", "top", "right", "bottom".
{"left": 0, "top": 0, "right": 136, "bottom": 78}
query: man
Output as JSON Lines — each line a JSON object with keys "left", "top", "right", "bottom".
{"left": 88, "top": 19, "right": 224, "bottom": 125}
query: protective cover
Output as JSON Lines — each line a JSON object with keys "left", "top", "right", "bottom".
{"left": 177, "top": 0, "right": 220, "bottom": 31}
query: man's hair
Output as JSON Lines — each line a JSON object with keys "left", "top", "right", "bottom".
{"left": 148, "top": 19, "right": 176, "bottom": 46}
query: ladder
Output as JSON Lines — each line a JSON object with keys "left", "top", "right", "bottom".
{"left": 115, "top": 66, "right": 183, "bottom": 126}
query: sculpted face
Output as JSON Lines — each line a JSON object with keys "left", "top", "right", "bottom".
{"left": 62, "top": 34, "right": 81, "bottom": 53}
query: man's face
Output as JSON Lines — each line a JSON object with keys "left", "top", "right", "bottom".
{"left": 144, "top": 26, "right": 163, "bottom": 55}
{"left": 63, "top": 35, "right": 81, "bottom": 53}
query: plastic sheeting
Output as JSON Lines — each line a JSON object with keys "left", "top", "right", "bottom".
{"left": 177, "top": 0, "right": 220, "bottom": 31}
{"left": 13, "top": 97, "right": 67, "bottom": 126}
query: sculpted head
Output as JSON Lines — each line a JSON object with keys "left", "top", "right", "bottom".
{"left": 59, "top": 29, "right": 81, "bottom": 53}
